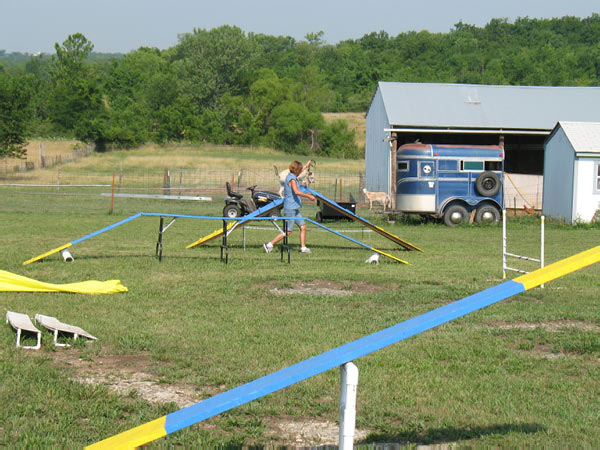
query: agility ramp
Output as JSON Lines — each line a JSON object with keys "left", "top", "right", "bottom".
{"left": 22, "top": 212, "right": 243, "bottom": 265}
{"left": 305, "top": 218, "right": 409, "bottom": 264}
{"left": 186, "top": 198, "right": 283, "bottom": 249}
{"left": 306, "top": 188, "right": 422, "bottom": 252}
{"left": 87, "top": 245, "right": 599, "bottom": 449}
{"left": 22, "top": 205, "right": 410, "bottom": 265}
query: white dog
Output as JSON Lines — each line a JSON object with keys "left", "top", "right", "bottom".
{"left": 362, "top": 188, "right": 390, "bottom": 211}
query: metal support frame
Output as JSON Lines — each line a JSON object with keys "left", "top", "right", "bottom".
{"left": 220, "top": 220, "right": 229, "bottom": 263}
{"left": 502, "top": 210, "right": 545, "bottom": 287}
{"left": 280, "top": 219, "right": 290, "bottom": 264}
{"left": 155, "top": 216, "right": 177, "bottom": 262}
{"left": 339, "top": 362, "right": 359, "bottom": 449}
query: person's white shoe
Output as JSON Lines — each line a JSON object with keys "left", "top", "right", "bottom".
{"left": 300, "top": 247, "right": 311, "bottom": 254}
{"left": 263, "top": 242, "right": 273, "bottom": 253}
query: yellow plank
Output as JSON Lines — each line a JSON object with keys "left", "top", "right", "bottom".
{"left": 372, "top": 248, "right": 410, "bottom": 265}
{"left": 515, "top": 246, "right": 600, "bottom": 290}
{"left": 22, "top": 243, "right": 71, "bottom": 266}
{"left": 186, "top": 222, "right": 236, "bottom": 249}
{"left": 85, "top": 416, "right": 166, "bottom": 450}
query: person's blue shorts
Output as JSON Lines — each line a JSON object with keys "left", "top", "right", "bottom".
{"left": 283, "top": 208, "right": 305, "bottom": 231}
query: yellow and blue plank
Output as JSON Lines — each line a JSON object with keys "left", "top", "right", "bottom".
{"left": 186, "top": 198, "right": 284, "bottom": 248}
{"left": 305, "top": 218, "right": 410, "bottom": 264}
{"left": 87, "top": 245, "right": 599, "bottom": 449}
{"left": 306, "top": 188, "right": 423, "bottom": 252}
{"left": 23, "top": 213, "right": 144, "bottom": 265}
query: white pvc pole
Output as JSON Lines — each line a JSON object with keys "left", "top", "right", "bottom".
{"left": 502, "top": 209, "right": 507, "bottom": 279}
{"left": 541, "top": 215, "right": 545, "bottom": 288}
{"left": 339, "top": 362, "right": 359, "bottom": 450}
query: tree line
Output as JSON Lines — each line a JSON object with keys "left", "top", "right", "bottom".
{"left": 1, "top": 14, "right": 600, "bottom": 159}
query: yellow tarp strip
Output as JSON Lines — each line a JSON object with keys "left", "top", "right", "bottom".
{"left": 0, "top": 270, "right": 128, "bottom": 294}
{"left": 514, "top": 245, "right": 600, "bottom": 290}
{"left": 85, "top": 416, "right": 166, "bottom": 450}
{"left": 22, "top": 243, "right": 71, "bottom": 266}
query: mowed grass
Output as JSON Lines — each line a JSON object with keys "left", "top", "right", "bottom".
{"left": 0, "top": 168, "right": 599, "bottom": 446}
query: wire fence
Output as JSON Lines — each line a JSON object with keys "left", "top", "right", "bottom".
{"left": 0, "top": 164, "right": 365, "bottom": 204}
{"left": 1, "top": 146, "right": 543, "bottom": 209}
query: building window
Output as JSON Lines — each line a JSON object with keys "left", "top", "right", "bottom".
{"left": 595, "top": 161, "right": 600, "bottom": 193}
{"left": 397, "top": 161, "right": 409, "bottom": 171}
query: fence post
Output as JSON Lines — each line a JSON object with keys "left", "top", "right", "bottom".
{"left": 502, "top": 209, "right": 507, "bottom": 279}
{"left": 163, "top": 168, "right": 170, "bottom": 195}
{"left": 339, "top": 361, "right": 359, "bottom": 450}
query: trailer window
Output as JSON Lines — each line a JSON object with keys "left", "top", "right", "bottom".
{"left": 461, "top": 161, "right": 484, "bottom": 171}
{"left": 397, "top": 161, "right": 409, "bottom": 171}
{"left": 485, "top": 161, "right": 502, "bottom": 171}
{"left": 438, "top": 160, "right": 457, "bottom": 171}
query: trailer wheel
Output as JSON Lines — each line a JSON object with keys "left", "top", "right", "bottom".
{"left": 475, "top": 171, "right": 501, "bottom": 197}
{"left": 223, "top": 204, "right": 242, "bottom": 218}
{"left": 315, "top": 211, "right": 323, "bottom": 223}
{"left": 443, "top": 204, "right": 468, "bottom": 226}
{"left": 475, "top": 204, "right": 500, "bottom": 225}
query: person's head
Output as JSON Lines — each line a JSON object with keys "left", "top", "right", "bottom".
{"left": 289, "top": 160, "right": 303, "bottom": 176}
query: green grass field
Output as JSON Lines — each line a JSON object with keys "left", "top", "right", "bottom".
{"left": 0, "top": 153, "right": 599, "bottom": 447}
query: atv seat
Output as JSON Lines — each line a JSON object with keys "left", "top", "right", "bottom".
{"left": 226, "top": 182, "right": 243, "bottom": 199}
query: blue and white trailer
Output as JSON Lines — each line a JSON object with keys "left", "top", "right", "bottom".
{"left": 395, "top": 144, "right": 504, "bottom": 225}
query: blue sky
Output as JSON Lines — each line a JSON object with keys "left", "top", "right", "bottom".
{"left": 1, "top": 0, "right": 598, "bottom": 54}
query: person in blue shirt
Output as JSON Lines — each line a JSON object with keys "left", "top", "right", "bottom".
{"left": 264, "top": 160, "right": 316, "bottom": 254}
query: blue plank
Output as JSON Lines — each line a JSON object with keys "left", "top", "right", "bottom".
{"left": 164, "top": 280, "right": 525, "bottom": 434}
{"left": 71, "top": 213, "right": 143, "bottom": 245}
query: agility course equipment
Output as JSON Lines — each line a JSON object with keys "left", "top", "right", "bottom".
{"left": 186, "top": 198, "right": 284, "bottom": 248}
{"left": 23, "top": 203, "right": 413, "bottom": 265}
{"left": 0, "top": 270, "right": 128, "bottom": 294}
{"left": 503, "top": 209, "right": 545, "bottom": 283}
{"left": 87, "top": 245, "right": 599, "bottom": 449}
{"left": 34, "top": 314, "right": 97, "bottom": 347}
{"left": 6, "top": 311, "right": 41, "bottom": 350}
{"left": 306, "top": 188, "right": 422, "bottom": 252}
{"left": 186, "top": 188, "right": 422, "bottom": 252}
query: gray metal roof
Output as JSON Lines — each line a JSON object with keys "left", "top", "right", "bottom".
{"left": 552, "top": 121, "right": 600, "bottom": 155}
{"left": 377, "top": 82, "right": 600, "bottom": 131}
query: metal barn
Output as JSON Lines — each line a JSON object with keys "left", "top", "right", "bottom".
{"left": 543, "top": 121, "right": 600, "bottom": 223}
{"left": 365, "top": 82, "right": 600, "bottom": 210}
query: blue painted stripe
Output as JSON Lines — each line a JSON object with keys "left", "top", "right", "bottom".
{"left": 305, "top": 218, "right": 383, "bottom": 254}
{"left": 164, "top": 280, "right": 525, "bottom": 434}
{"left": 71, "top": 213, "right": 143, "bottom": 245}
{"left": 306, "top": 188, "right": 376, "bottom": 227}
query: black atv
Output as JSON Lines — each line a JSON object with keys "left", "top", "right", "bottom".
{"left": 223, "top": 182, "right": 282, "bottom": 218}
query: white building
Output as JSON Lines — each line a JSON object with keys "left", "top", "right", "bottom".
{"left": 543, "top": 121, "right": 600, "bottom": 223}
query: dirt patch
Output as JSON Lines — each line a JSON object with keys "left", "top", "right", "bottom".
{"left": 263, "top": 416, "right": 369, "bottom": 447}
{"left": 51, "top": 351, "right": 206, "bottom": 408}
{"left": 491, "top": 320, "right": 600, "bottom": 332}
{"left": 50, "top": 350, "right": 369, "bottom": 446}
{"left": 267, "top": 279, "right": 388, "bottom": 297}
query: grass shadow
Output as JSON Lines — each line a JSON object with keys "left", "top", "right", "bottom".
{"left": 360, "top": 422, "right": 546, "bottom": 447}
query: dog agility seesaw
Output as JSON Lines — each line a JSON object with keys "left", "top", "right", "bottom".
{"left": 86, "top": 245, "right": 600, "bottom": 448}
